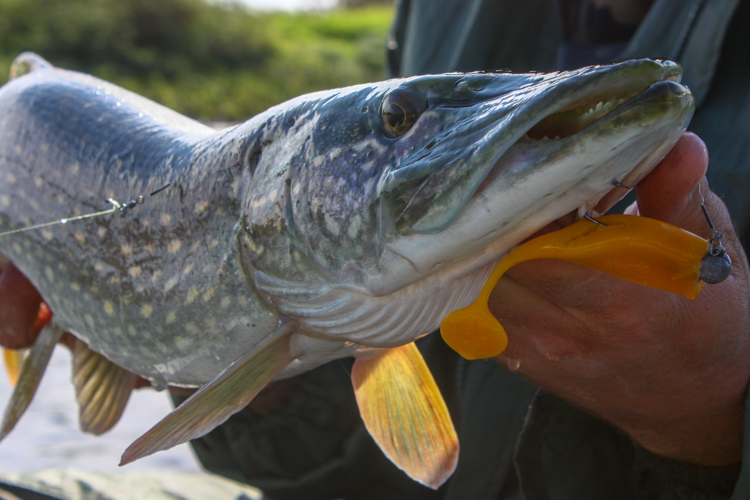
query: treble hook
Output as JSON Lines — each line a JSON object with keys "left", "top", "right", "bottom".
{"left": 580, "top": 179, "right": 632, "bottom": 227}
{"left": 583, "top": 213, "right": 607, "bottom": 227}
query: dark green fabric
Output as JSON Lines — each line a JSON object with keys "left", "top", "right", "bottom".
{"left": 514, "top": 393, "right": 635, "bottom": 500}
{"left": 186, "top": 1, "right": 750, "bottom": 498}
{"left": 513, "top": 393, "right": 743, "bottom": 500}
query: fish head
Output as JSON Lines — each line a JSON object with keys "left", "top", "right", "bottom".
{"left": 241, "top": 59, "right": 694, "bottom": 297}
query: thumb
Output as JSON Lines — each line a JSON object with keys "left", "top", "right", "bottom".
{"left": 633, "top": 132, "right": 716, "bottom": 238}
{"left": 635, "top": 132, "right": 742, "bottom": 286}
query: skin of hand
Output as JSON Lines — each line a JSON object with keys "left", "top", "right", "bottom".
{"left": 490, "top": 132, "right": 750, "bottom": 466}
{"left": 0, "top": 262, "right": 49, "bottom": 349}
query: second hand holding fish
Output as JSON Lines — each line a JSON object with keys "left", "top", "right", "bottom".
{"left": 485, "top": 132, "right": 750, "bottom": 467}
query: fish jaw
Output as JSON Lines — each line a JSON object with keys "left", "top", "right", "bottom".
{"left": 369, "top": 60, "right": 695, "bottom": 296}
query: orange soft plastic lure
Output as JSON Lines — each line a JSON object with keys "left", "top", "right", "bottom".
{"left": 440, "top": 214, "right": 712, "bottom": 360}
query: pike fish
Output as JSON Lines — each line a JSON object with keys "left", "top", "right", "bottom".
{"left": 0, "top": 53, "right": 694, "bottom": 488}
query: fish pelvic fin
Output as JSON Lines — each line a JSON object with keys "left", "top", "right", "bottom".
{"left": 0, "top": 325, "right": 63, "bottom": 442}
{"left": 120, "top": 322, "right": 296, "bottom": 466}
{"left": 72, "top": 339, "right": 138, "bottom": 435}
{"left": 352, "top": 342, "right": 459, "bottom": 490}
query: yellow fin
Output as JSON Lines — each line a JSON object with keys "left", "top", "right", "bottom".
{"left": 441, "top": 214, "right": 709, "bottom": 360}
{"left": 0, "top": 326, "right": 63, "bottom": 441}
{"left": 3, "top": 348, "right": 27, "bottom": 386}
{"left": 352, "top": 343, "right": 459, "bottom": 489}
{"left": 72, "top": 339, "right": 138, "bottom": 435}
{"left": 120, "top": 325, "right": 295, "bottom": 466}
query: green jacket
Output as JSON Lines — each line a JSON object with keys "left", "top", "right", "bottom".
{"left": 184, "top": 1, "right": 750, "bottom": 498}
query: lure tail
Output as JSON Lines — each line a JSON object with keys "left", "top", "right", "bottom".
{"left": 441, "top": 214, "right": 717, "bottom": 360}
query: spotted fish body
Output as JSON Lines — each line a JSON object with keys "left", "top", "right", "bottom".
{"left": 0, "top": 53, "right": 695, "bottom": 487}
{"left": 0, "top": 55, "right": 276, "bottom": 388}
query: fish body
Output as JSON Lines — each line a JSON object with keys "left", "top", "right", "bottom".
{"left": 0, "top": 54, "right": 275, "bottom": 388}
{"left": 0, "top": 53, "right": 694, "bottom": 486}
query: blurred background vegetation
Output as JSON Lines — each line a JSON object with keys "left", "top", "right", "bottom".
{"left": 0, "top": 0, "right": 394, "bottom": 120}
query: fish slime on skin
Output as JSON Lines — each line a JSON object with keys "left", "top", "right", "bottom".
{"left": 440, "top": 214, "right": 710, "bottom": 360}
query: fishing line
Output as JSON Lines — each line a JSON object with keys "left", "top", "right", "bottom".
{"left": 0, "top": 183, "right": 171, "bottom": 238}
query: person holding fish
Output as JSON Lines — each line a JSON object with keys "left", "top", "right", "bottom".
{"left": 1, "top": 0, "right": 750, "bottom": 499}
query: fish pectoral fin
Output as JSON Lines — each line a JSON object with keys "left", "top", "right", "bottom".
{"left": 352, "top": 342, "right": 459, "bottom": 490}
{"left": 120, "top": 323, "right": 296, "bottom": 466}
{"left": 72, "top": 339, "right": 138, "bottom": 435}
{"left": 0, "top": 325, "right": 63, "bottom": 442}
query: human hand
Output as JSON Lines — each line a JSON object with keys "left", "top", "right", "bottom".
{"left": 489, "top": 132, "right": 750, "bottom": 466}
{"left": 0, "top": 261, "right": 51, "bottom": 350}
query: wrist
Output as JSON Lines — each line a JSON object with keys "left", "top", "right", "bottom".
{"left": 603, "top": 352, "right": 750, "bottom": 467}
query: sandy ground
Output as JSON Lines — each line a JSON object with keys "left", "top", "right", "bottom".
{"left": 0, "top": 346, "right": 201, "bottom": 472}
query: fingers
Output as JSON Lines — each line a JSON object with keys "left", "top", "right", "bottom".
{"left": 0, "top": 264, "right": 46, "bottom": 349}
{"left": 636, "top": 132, "right": 745, "bottom": 282}
{"left": 487, "top": 132, "right": 729, "bottom": 361}
{"left": 635, "top": 132, "right": 718, "bottom": 237}
{"left": 489, "top": 272, "right": 588, "bottom": 362}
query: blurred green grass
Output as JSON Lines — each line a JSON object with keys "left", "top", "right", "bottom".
{"left": 0, "top": 0, "right": 394, "bottom": 120}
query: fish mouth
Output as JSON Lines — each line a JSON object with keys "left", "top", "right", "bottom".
{"left": 462, "top": 65, "right": 695, "bottom": 251}
{"left": 391, "top": 59, "right": 691, "bottom": 237}
{"left": 525, "top": 84, "right": 672, "bottom": 140}
{"left": 475, "top": 67, "right": 689, "bottom": 199}
{"left": 527, "top": 63, "right": 683, "bottom": 141}
{"left": 376, "top": 59, "right": 694, "bottom": 297}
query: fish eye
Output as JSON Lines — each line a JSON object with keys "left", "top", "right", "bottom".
{"left": 379, "top": 87, "right": 427, "bottom": 138}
